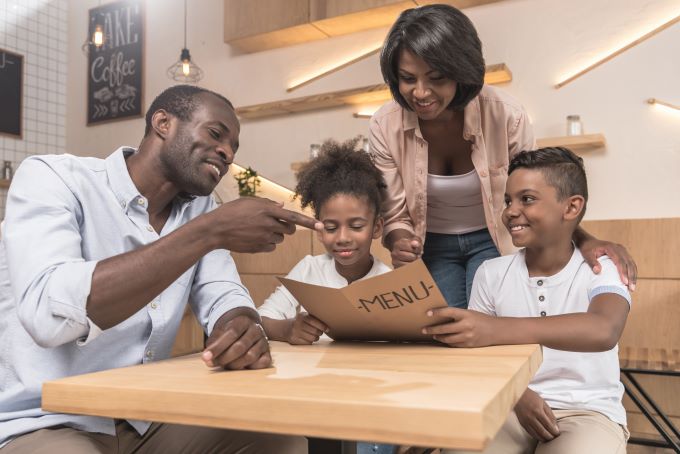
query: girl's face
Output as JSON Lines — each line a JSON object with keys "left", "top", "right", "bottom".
{"left": 397, "top": 49, "right": 458, "bottom": 122}
{"left": 317, "top": 194, "right": 384, "bottom": 282}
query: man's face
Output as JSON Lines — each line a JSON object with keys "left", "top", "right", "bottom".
{"left": 161, "top": 93, "right": 240, "bottom": 196}
{"left": 502, "top": 168, "right": 570, "bottom": 249}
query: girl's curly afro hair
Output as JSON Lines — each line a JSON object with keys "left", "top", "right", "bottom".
{"left": 294, "top": 138, "right": 387, "bottom": 219}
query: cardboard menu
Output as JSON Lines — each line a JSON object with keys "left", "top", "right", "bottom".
{"left": 277, "top": 259, "right": 449, "bottom": 342}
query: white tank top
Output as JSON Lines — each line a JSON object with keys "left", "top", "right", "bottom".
{"left": 426, "top": 169, "right": 487, "bottom": 234}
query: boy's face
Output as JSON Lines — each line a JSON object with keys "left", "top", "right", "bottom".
{"left": 317, "top": 194, "right": 383, "bottom": 272}
{"left": 502, "top": 168, "right": 579, "bottom": 249}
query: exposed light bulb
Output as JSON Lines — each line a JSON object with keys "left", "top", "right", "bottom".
{"left": 167, "top": 0, "right": 204, "bottom": 83}
{"left": 93, "top": 24, "right": 104, "bottom": 48}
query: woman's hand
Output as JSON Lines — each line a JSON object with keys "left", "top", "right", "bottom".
{"left": 386, "top": 229, "right": 423, "bottom": 268}
{"left": 514, "top": 388, "right": 560, "bottom": 442}
{"left": 579, "top": 237, "right": 637, "bottom": 291}
{"left": 285, "top": 313, "right": 327, "bottom": 345}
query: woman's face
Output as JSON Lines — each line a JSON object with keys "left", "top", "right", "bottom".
{"left": 397, "top": 49, "right": 457, "bottom": 122}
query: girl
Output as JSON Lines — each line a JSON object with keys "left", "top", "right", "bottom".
{"left": 258, "top": 138, "right": 392, "bottom": 345}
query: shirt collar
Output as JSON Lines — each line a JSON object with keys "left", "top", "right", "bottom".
{"left": 105, "top": 147, "right": 196, "bottom": 213}
{"left": 401, "top": 93, "right": 484, "bottom": 140}
{"left": 520, "top": 244, "right": 585, "bottom": 287}
{"left": 105, "top": 146, "right": 143, "bottom": 210}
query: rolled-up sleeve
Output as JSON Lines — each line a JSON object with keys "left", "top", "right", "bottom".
{"left": 508, "top": 107, "right": 536, "bottom": 158}
{"left": 188, "top": 198, "right": 256, "bottom": 336}
{"left": 3, "top": 158, "right": 102, "bottom": 348}
{"left": 369, "top": 115, "right": 415, "bottom": 238}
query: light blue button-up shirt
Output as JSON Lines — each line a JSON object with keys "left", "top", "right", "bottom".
{"left": 0, "top": 148, "right": 254, "bottom": 448}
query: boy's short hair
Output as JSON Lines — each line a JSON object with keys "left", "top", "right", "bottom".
{"left": 380, "top": 4, "right": 485, "bottom": 112}
{"left": 509, "top": 147, "right": 588, "bottom": 220}
{"left": 294, "top": 138, "right": 387, "bottom": 219}
{"left": 144, "top": 85, "right": 233, "bottom": 136}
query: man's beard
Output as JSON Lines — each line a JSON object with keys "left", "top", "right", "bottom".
{"left": 160, "top": 131, "right": 215, "bottom": 197}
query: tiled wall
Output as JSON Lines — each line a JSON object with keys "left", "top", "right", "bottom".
{"left": 0, "top": 0, "right": 68, "bottom": 219}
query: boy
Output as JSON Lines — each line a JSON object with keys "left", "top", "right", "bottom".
{"left": 423, "top": 147, "right": 630, "bottom": 453}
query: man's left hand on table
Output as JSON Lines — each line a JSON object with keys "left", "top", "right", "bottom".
{"left": 202, "top": 308, "right": 272, "bottom": 370}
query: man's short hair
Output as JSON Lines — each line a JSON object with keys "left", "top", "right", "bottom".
{"left": 509, "top": 147, "right": 588, "bottom": 220}
{"left": 380, "top": 4, "right": 485, "bottom": 112}
{"left": 144, "top": 85, "right": 234, "bottom": 135}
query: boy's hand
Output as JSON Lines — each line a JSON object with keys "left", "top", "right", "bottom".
{"left": 285, "top": 313, "right": 328, "bottom": 345}
{"left": 514, "top": 388, "right": 560, "bottom": 442}
{"left": 422, "top": 307, "right": 498, "bottom": 347}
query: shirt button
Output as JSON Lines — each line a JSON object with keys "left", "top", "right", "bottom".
{"left": 538, "top": 295, "right": 545, "bottom": 302}
{"left": 137, "top": 198, "right": 145, "bottom": 205}
{"left": 537, "top": 280, "right": 543, "bottom": 286}
{"left": 145, "top": 350, "right": 153, "bottom": 359}
{"left": 120, "top": 201, "right": 126, "bottom": 208}
{"left": 150, "top": 302, "right": 158, "bottom": 309}
{"left": 540, "top": 311, "right": 547, "bottom": 317}
{"left": 146, "top": 225, "right": 154, "bottom": 232}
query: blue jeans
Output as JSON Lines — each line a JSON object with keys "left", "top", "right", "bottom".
{"left": 422, "top": 229, "right": 500, "bottom": 309}
{"left": 357, "top": 442, "right": 396, "bottom": 454}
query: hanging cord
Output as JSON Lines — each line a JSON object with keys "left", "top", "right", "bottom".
{"left": 183, "top": 0, "right": 187, "bottom": 49}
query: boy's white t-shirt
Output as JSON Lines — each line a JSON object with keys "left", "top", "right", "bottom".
{"left": 257, "top": 253, "right": 392, "bottom": 320}
{"left": 468, "top": 247, "right": 631, "bottom": 425}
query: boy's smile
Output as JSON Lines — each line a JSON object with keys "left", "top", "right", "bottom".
{"left": 318, "top": 194, "right": 383, "bottom": 283}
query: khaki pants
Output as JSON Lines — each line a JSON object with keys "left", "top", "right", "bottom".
{"left": 1, "top": 420, "right": 307, "bottom": 454}
{"left": 444, "top": 409, "right": 628, "bottom": 454}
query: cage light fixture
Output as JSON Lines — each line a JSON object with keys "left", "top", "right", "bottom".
{"left": 81, "top": 1, "right": 105, "bottom": 55}
{"left": 167, "top": 0, "right": 204, "bottom": 83}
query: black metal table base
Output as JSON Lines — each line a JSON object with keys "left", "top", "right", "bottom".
{"left": 621, "top": 368, "right": 680, "bottom": 452}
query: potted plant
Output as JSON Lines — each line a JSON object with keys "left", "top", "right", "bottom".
{"left": 234, "top": 166, "right": 261, "bottom": 197}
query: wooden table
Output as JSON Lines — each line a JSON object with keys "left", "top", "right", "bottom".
{"left": 42, "top": 341, "right": 541, "bottom": 451}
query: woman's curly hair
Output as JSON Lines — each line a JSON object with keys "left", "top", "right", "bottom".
{"left": 295, "top": 138, "right": 387, "bottom": 219}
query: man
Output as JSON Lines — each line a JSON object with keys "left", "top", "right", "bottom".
{"left": 0, "top": 85, "right": 317, "bottom": 453}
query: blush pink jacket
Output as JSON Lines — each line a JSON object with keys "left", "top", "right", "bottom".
{"left": 369, "top": 85, "right": 536, "bottom": 255}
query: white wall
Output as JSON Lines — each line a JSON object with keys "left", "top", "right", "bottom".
{"left": 0, "top": 0, "right": 68, "bottom": 219}
{"left": 66, "top": 0, "right": 680, "bottom": 220}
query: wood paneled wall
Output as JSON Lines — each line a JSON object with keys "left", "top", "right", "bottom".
{"left": 581, "top": 218, "right": 680, "bottom": 441}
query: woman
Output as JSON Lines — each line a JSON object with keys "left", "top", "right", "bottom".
{"left": 370, "top": 4, "right": 636, "bottom": 310}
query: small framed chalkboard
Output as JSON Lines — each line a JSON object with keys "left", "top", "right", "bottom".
{"left": 0, "top": 49, "right": 23, "bottom": 138}
{"left": 86, "top": 0, "right": 144, "bottom": 125}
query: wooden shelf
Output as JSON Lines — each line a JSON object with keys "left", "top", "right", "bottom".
{"left": 236, "top": 63, "right": 511, "bottom": 120}
{"left": 290, "top": 162, "right": 306, "bottom": 173}
{"left": 536, "top": 133, "right": 606, "bottom": 151}
{"left": 291, "top": 134, "right": 606, "bottom": 172}
{"left": 224, "top": 0, "right": 503, "bottom": 53}
{"left": 0, "top": 179, "right": 11, "bottom": 189}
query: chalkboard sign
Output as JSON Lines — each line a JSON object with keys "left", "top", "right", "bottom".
{"left": 0, "top": 49, "right": 23, "bottom": 138}
{"left": 87, "top": 0, "right": 144, "bottom": 125}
